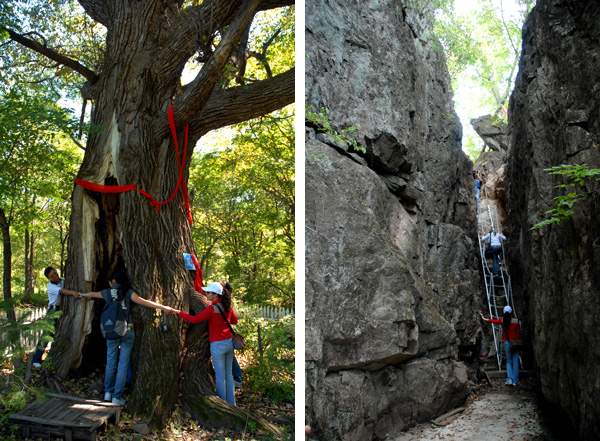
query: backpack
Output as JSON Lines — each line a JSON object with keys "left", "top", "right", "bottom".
{"left": 100, "top": 288, "right": 132, "bottom": 339}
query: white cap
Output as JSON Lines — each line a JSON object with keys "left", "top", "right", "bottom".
{"left": 203, "top": 282, "right": 223, "bottom": 295}
{"left": 503, "top": 306, "right": 512, "bottom": 314}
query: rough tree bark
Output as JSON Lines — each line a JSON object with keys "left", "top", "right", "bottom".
{"left": 0, "top": 207, "right": 16, "bottom": 321}
{"left": 24, "top": 228, "right": 35, "bottom": 304}
{"left": 4, "top": 0, "right": 294, "bottom": 433}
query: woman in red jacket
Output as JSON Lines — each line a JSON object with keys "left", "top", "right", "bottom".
{"left": 480, "top": 306, "right": 521, "bottom": 386}
{"left": 168, "top": 281, "right": 238, "bottom": 405}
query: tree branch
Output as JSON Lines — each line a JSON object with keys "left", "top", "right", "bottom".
{"left": 154, "top": 0, "right": 263, "bottom": 137}
{"left": 189, "top": 67, "right": 294, "bottom": 139}
{"left": 77, "top": 0, "right": 111, "bottom": 28}
{"left": 166, "top": 0, "right": 293, "bottom": 81}
{"left": 3, "top": 27, "right": 100, "bottom": 84}
{"left": 500, "top": 0, "right": 520, "bottom": 59}
{"left": 257, "top": 0, "right": 294, "bottom": 11}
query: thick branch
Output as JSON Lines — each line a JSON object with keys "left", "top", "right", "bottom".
{"left": 154, "top": 0, "right": 263, "bottom": 137}
{"left": 168, "top": 0, "right": 293, "bottom": 75}
{"left": 189, "top": 67, "right": 294, "bottom": 138}
{"left": 500, "top": 0, "right": 520, "bottom": 59}
{"left": 4, "top": 28, "right": 100, "bottom": 84}
{"left": 77, "top": 0, "right": 110, "bottom": 28}
{"left": 257, "top": 0, "right": 295, "bottom": 11}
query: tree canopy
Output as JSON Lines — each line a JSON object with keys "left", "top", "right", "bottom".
{"left": 430, "top": 0, "right": 536, "bottom": 159}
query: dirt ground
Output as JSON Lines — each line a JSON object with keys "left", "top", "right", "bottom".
{"left": 392, "top": 378, "right": 571, "bottom": 441}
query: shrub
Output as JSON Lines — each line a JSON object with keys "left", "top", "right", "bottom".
{"left": 235, "top": 311, "right": 294, "bottom": 403}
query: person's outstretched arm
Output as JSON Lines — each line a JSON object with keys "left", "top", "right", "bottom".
{"left": 479, "top": 312, "right": 502, "bottom": 324}
{"left": 81, "top": 291, "right": 103, "bottom": 299}
{"left": 130, "top": 292, "right": 174, "bottom": 312}
{"left": 61, "top": 288, "right": 82, "bottom": 299}
{"left": 49, "top": 283, "right": 81, "bottom": 299}
{"left": 175, "top": 305, "right": 213, "bottom": 324}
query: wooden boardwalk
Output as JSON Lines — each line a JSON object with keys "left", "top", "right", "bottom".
{"left": 8, "top": 393, "right": 120, "bottom": 441}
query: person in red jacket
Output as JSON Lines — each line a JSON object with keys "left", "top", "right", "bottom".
{"left": 167, "top": 281, "right": 238, "bottom": 405}
{"left": 480, "top": 306, "right": 521, "bottom": 386}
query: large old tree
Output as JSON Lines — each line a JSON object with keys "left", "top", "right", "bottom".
{"left": 2, "top": 0, "right": 294, "bottom": 430}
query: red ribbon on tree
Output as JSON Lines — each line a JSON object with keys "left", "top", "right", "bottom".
{"left": 75, "top": 104, "right": 193, "bottom": 224}
{"left": 190, "top": 254, "right": 204, "bottom": 294}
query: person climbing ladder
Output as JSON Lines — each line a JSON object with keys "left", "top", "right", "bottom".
{"left": 481, "top": 229, "right": 506, "bottom": 276}
{"left": 480, "top": 306, "right": 521, "bottom": 386}
{"left": 473, "top": 171, "right": 482, "bottom": 207}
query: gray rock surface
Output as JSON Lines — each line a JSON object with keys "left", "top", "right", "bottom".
{"left": 471, "top": 114, "right": 509, "bottom": 154}
{"left": 306, "top": 1, "right": 483, "bottom": 439}
{"left": 506, "top": 1, "right": 600, "bottom": 439}
{"left": 474, "top": 151, "right": 509, "bottom": 235}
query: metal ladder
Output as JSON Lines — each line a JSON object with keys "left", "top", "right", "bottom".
{"left": 477, "top": 188, "right": 517, "bottom": 370}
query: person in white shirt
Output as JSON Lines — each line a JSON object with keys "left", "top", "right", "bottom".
{"left": 31, "top": 267, "right": 81, "bottom": 367}
{"left": 481, "top": 229, "right": 506, "bottom": 276}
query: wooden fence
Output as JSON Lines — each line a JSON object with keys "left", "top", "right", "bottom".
{"left": 241, "top": 305, "right": 294, "bottom": 320}
{"left": 0, "top": 306, "right": 47, "bottom": 352}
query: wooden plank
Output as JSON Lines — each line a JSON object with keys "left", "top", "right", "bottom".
{"left": 53, "top": 403, "right": 81, "bottom": 421}
{"left": 14, "top": 423, "right": 96, "bottom": 441}
{"left": 47, "top": 393, "right": 120, "bottom": 407}
{"left": 8, "top": 394, "right": 120, "bottom": 441}
{"left": 83, "top": 405, "right": 119, "bottom": 426}
{"left": 77, "top": 406, "right": 109, "bottom": 424}
{"left": 35, "top": 398, "right": 67, "bottom": 419}
{"left": 19, "top": 398, "right": 46, "bottom": 415}
{"left": 8, "top": 414, "right": 96, "bottom": 429}
{"left": 432, "top": 406, "right": 467, "bottom": 426}
{"left": 59, "top": 403, "right": 95, "bottom": 423}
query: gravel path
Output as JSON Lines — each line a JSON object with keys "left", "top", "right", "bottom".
{"left": 392, "top": 378, "right": 569, "bottom": 441}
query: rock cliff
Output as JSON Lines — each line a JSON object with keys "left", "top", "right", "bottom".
{"left": 305, "top": 1, "right": 483, "bottom": 439}
{"left": 506, "top": 0, "right": 600, "bottom": 439}
{"left": 474, "top": 150, "right": 509, "bottom": 235}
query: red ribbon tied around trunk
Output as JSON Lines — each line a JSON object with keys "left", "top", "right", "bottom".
{"left": 190, "top": 254, "right": 204, "bottom": 294}
{"left": 75, "top": 104, "right": 193, "bottom": 225}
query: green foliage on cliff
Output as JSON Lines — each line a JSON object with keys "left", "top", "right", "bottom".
{"left": 531, "top": 164, "right": 600, "bottom": 229}
{"left": 306, "top": 107, "right": 362, "bottom": 153}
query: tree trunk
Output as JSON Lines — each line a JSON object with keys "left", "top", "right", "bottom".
{"left": 0, "top": 207, "right": 16, "bottom": 321}
{"left": 23, "top": 228, "right": 34, "bottom": 304}
{"left": 42, "top": 0, "right": 294, "bottom": 433}
{"left": 25, "top": 228, "right": 30, "bottom": 302}
{"left": 60, "top": 222, "right": 68, "bottom": 274}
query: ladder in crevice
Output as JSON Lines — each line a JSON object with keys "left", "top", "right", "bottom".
{"left": 477, "top": 187, "right": 517, "bottom": 370}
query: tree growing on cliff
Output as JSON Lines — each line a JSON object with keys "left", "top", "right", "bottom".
{"left": 1, "top": 0, "right": 294, "bottom": 430}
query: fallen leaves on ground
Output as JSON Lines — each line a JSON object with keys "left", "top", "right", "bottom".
{"left": 0, "top": 361, "right": 294, "bottom": 441}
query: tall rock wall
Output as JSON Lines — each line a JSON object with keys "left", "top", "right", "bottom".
{"left": 305, "top": 1, "right": 483, "bottom": 439}
{"left": 474, "top": 150, "right": 509, "bottom": 235}
{"left": 506, "top": 1, "right": 600, "bottom": 439}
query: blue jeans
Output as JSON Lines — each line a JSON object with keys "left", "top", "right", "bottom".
{"left": 105, "top": 328, "right": 135, "bottom": 399}
{"left": 233, "top": 356, "right": 242, "bottom": 383}
{"left": 504, "top": 341, "right": 519, "bottom": 385}
{"left": 32, "top": 305, "right": 58, "bottom": 364}
{"left": 210, "top": 338, "right": 235, "bottom": 405}
{"left": 475, "top": 187, "right": 480, "bottom": 205}
{"left": 487, "top": 245, "right": 502, "bottom": 275}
